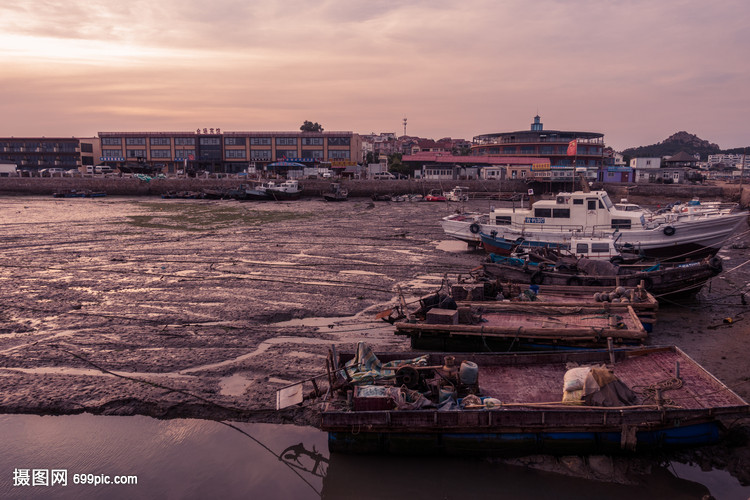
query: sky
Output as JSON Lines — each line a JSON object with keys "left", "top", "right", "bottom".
{"left": 1, "top": 0, "right": 749, "bottom": 151}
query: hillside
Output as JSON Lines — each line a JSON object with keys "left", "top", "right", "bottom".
{"left": 622, "top": 131, "right": 721, "bottom": 160}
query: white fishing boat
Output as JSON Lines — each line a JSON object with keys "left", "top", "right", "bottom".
{"left": 441, "top": 190, "right": 747, "bottom": 259}
{"left": 444, "top": 186, "right": 470, "bottom": 202}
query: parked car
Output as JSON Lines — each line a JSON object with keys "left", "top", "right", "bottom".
{"left": 41, "top": 168, "right": 65, "bottom": 177}
{"left": 64, "top": 168, "right": 81, "bottom": 177}
{"left": 94, "top": 165, "right": 115, "bottom": 174}
{"left": 372, "top": 172, "right": 395, "bottom": 180}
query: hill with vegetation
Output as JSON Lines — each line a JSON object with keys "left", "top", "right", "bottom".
{"left": 621, "top": 131, "right": 721, "bottom": 161}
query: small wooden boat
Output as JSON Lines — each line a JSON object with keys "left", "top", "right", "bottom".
{"left": 323, "top": 183, "right": 348, "bottom": 202}
{"left": 315, "top": 343, "right": 749, "bottom": 455}
{"left": 423, "top": 189, "right": 447, "bottom": 202}
{"left": 451, "top": 282, "right": 659, "bottom": 332}
{"left": 393, "top": 300, "right": 647, "bottom": 350}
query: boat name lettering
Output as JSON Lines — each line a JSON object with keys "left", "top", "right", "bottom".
{"left": 525, "top": 217, "right": 545, "bottom": 224}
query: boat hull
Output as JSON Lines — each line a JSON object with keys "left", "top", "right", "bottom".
{"left": 320, "top": 347, "right": 749, "bottom": 456}
{"left": 444, "top": 210, "right": 748, "bottom": 260}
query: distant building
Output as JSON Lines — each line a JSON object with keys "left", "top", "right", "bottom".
{"left": 402, "top": 152, "right": 548, "bottom": 181}
{"left": 664, "top": 151, "right": 699, "bottom": 169}
{"left": 97, "top": 130, "right": 361, "bottom": 174}
{"left": 0, "top": 137, "right": 99, "bottom": 175}
{"left": 471, "top": 115, "right": 606, "bottom": 170}
{"left": 629, "top": 157, "right": 661, "bottom": 170}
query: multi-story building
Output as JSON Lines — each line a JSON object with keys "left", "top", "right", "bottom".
{"left": 471, "top": 115, "right": 605, "bottom": 170}
{"left": 0, "top": 137, "right": 100, "bottom": 174}
{"left": 98, "top": 130, "right": 362, "bottom": 174}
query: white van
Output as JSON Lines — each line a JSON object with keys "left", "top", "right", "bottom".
{"left": 94, "top": 165, "right": 115, "bottom": 174}
{"left": 372, "top": 172, "right": 395, "bottom": 180}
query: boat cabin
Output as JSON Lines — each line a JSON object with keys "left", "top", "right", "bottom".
{"left": 490, "top": 191, "right": 647, "bottom": 235}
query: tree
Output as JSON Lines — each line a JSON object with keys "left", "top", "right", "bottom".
{"left": 300, "top": 121, "right": 324, "bottom": 132}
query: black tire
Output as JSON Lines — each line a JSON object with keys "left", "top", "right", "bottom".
{"left": 663, "top": 226, "right": 676, "bottom": 236}
{"left": 469, "top": 223, "right": 481, "bottom": 234}
{"left": 708, "top": 257, "right": 723, "bottom": 271}
{"left": 530, "top": 270, "right": 544, "bottom": 285}
{"left": 610, "top": 256, "right": 624, "bottom": 265}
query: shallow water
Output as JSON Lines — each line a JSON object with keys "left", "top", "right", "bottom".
{"left": 1, "top": 414, "right": 749, "bottom": 500}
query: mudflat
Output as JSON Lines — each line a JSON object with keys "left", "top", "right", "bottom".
{"left": 1, "top": 195, "right": 749, "bottom": 481}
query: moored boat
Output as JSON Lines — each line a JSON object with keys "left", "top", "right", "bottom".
{"left": 315, "top": 343, "right": 749, "bottom": 455}
{"left": 323, "top": 183, "right": 348, "bottom": 202}
{"left": 441, "top": 190, "right": 747, "bottom": 260}
{"left": 482, "top": 252, "right": 724, "bottom": 300}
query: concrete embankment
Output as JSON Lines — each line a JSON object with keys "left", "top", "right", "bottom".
{"left": 0, "top": 177, "right": 745, "bottom": 204}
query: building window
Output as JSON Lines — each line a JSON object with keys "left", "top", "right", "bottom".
{"left": 81, "top": 143, "right": 93, "bottom": 153}
{"left": 174, "top": 149, "right": 195, "bottom": 159}
{"left": 520, "top": 146, "right": 535, "bottom": 155}
{"left": 175, "top": 137, "right": 195, "bottom": 146}
{"left": 102, "top": 149, "right": 122, "bottom": 157}
{"left": 225, "top": 149, "right": 247, "bottom": 159}
{"left": 101, "top": 137, "right": 121, "bottom": 146}
{"left": 329, "top": 150, "right": 350, "bottom": 159}
{"left": 276, "top": 137, "right": 297, "bottom": 146}
{"left": 224, "top": 137, "right": 246, "bottom": 146}
{"left": 126, "top": 138, "right": 146, "bottom": 146}
{"left": 251, "top": 150, "right": 271, "bottom": 160}
{"left": 251, "top": 137, "right": 271, "bottom": 145}
{"left": 150, "top": 149, "right": 171, "bottom": 158}
{"left": 200, "top": 137, "right": 220, "bottom": 146}
{"left": 276, "top": 150, "right": 297, "bottom": 159}
{"left": 150, "top": 137, "right": 171, "bottom": 145}
{"left": 328, "top": 137, "right": 350, "bottom": 146}
{"left": 127, "top": 149, "right": 146, "bottom": 158}
{"left": 302, "top": 137, "right": 323, "bottom": 146}
{"left": 301, "top": 150, "right": 324, "bottom": 159}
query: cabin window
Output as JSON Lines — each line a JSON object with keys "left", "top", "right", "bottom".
{"left": 611, "top": 219, "right": 632, "bottom": 229}
{"left": 494, "top": 216, "right": 511, "bottom": 225}
{"left": 552, "top": 208, "right": 570, "bottom": 218}
{"left": 587, "top": 200, "right": 597, "bottom": 210}
{"left": 591, "top": 243, "right": 610, "bottom": 252}
{"left": 534, "top": 208, "right": 552, "bottom": 218}
{"left": 576, "top": 243, "right": 588, "bottom": 253}
{"left": 573, "top": 199, "right": 583, "bottom": 205}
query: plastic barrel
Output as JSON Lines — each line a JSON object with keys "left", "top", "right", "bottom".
{"left": 459, "top": 361, "right": 479, "bottom": 385}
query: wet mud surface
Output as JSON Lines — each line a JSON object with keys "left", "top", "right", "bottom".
{"left": 1, "top": 195, "right": 749, "bottom": 483}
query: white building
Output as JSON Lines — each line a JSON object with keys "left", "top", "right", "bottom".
{"left": 629, "top": 157, "right": 661, "bottom": 169}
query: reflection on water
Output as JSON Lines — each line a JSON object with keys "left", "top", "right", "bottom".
{"left": 0, "top": 414, "right": 748, "bottom": 500}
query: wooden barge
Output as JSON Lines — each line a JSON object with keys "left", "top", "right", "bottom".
{"left": 393, "top": 303, "right": 647, "bottom": 351}
{"left": 451, "top": 282, "right": 659, "bottom": 332}
{"left": 319, "top": 345, "right": 749, "bottom": 455}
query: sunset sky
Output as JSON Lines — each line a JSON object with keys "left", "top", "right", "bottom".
{"left": 2, "top": 0, "right": 749, "bottom": 150}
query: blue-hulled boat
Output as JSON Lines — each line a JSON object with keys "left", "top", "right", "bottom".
{"left": 317, "top": 344, "right": 748, "bottom": 455}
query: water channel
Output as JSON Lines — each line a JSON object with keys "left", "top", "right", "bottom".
{"left": 1, "top": 414, "right": 748, "bottom": 499}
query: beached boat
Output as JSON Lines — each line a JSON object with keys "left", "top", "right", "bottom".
{"left": 317, "top": 343, "right": 749, "bottom": 455}
{"left": 266, "top": 180, "right": 302, "bottom": 200}
{"left": 441, "top": 190, "right": 747, "bottom": 259}
{"left": 53, "top": 189, "right": 106, "bottom": 198}
{"left": 391, "top": 298, "right": 647, "bottom": 350}
{"left": 444, "top": 186, "right": 470, "bottom": 202}
{"left": 479, "top": 231, "right": 641, "bottom": 262}
{"left": 482, "top": 252, "right": 724, "bottom": 300}
{"left": 323, "top": 183, "right": 348, "bottom": 202}
{"left": 451, "top": 282, "right": 659, "bottom": 332}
